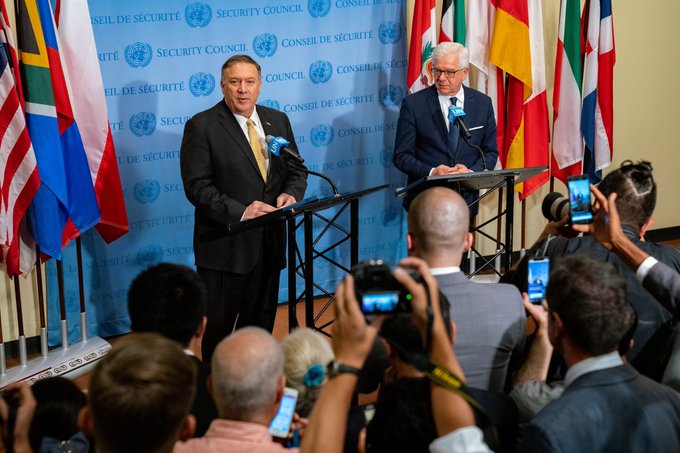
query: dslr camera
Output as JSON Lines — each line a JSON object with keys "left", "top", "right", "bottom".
{"left": 351, "top": 260, "right": 422, "bottom": 315}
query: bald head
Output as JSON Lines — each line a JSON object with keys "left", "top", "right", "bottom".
{"left": 408, "top": 188, "right": 470, "bottom": 264}
{"left": 211, "top": 327, "right": 284, "bottom": 422}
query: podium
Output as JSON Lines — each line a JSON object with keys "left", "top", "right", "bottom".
{"left": 227, "top": 184, "right": 388, "bottom": 332}
{"left": 395, "top": 167, "right": 547, "bottom": 273}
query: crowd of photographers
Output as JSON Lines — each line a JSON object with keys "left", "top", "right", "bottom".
{"left": 1, "top": 160, "right": 680, "bottom": 452}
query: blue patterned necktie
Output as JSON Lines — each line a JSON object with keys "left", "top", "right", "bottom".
{"left": 449, "top": 97, "right": 460, "bottom": 154}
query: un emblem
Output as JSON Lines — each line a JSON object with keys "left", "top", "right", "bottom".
{"left": 185, "top": 2, "right": 212, "bottom": 27}
{"left": 133, "top": 179, "right": 161, "bottom": 204}
{"left": 380, "top": 147, "right": 394, "bottom": 168}
{"left": 253, "top": 33, "right": 278, "bottom": 58}
{"left": 310, "top": 124, "right": 334, "bottom": 147}
{"left": 379, "top": 84, "right": 404, "bottom": 108}
{"left": 379, "top": 22, "right": 402, "bottom": 44}
{"left": 189, "top": 72, "right": 215, "bottom": 97}
{"left": 124, "top": 42, "right": 152, "bottom": 68}
{"left": 259, "top": 99, "right": 280, "bottom": 111}
{"left": 129, "top": 112, "right": 157, "bottom": 137}
{"left": 381, "top": 206, "right": 402, "bottom": 227}
{"left": 308, "top": 0, "right": 331, "bottom": 18}
{"left": 309, "top": 60, "right": 333, "bottom": 84}
{"left": 136, "top": 244, "right": 164, "bottom": 267}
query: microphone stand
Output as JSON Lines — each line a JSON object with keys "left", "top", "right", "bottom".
{"left": 289, "top": 160, "right": 340, "bottom": 197}
{"left": 460, "top": 133, "right": 488, "bottom": 171}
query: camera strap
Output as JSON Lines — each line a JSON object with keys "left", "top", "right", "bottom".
{"left": 387, "top": 341, "right": 500, "bottom": 450}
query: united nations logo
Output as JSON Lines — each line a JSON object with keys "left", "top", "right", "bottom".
{"left": 133, "top": 179, "right": 160, "bottom": 204}
{"left": 309, "top": 60, "right": 333, "bottom": 84}
{"left": 379, "top": 84, "right": 404, "bottom": 108}
{"left": 253, "top": 33, "right": 278, "bottom": 58}
{"left": 310, "top": 124, "right": 334, "bottom": 147}
{"left": 189, "top": 72, "right": 215, "bottom": 97}
{"left": 381, "top": 206, "right": 402, "bottom": 227}
{"left": 259, "top": 99, "right": 280, "bottom": 111}
{"left": 308, "top": 0, "right": 331, "bottom": 18}
{"left": 129, "top": 112, "right": 157, "bottom": 137}
{"left": 185, "top": 2, "right": 212, "bottom": 27}
{"left": 379, "top": 21, "right": 402, "bottom": 44}
{"left": 380, "top": 147, "right": 394, "bottom": 168}
{"left": 124, "top": 42, "right": 152, "bottom": 68}
{"left": 136, "top": 244, "right": 164, "bottom": 267}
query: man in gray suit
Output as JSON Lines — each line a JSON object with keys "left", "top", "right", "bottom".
{"left": 407, "top": 187, "right": 525, "bottom": 391}
{"left": 518, "top": 255, "right": 680, "bottom": 452}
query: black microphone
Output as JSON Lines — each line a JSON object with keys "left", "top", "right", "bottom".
{"left": 265, "top": 135, "right": 305, "bottom": 164}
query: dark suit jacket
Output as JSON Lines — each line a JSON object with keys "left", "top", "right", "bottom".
{"left": 393, "top": 85, "right": 498, "bottom": 208}
{"left": 644, "top": 260, "right": 680, "bottom": 317}
{"left": 503, "top": 225, "right": 680, "bottom": 369}
{"left": 518, "top": 364, "right": 680, "bottom": 452}
{"left": 180, "top": 101, "right": 307, "bottom": 274}
{"left": 189, "top": 355, "right": 218, "bottom": 437}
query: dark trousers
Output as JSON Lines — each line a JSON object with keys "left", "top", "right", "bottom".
{"left": 198, "top": 255, "right": 281, "bottom": 362}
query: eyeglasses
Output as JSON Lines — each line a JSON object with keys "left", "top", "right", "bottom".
{"left": 432, "top": 67, "right": 467, "bottom": 78}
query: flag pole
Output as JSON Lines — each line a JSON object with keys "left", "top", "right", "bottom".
{"left": 56, "top": 260, "right": 69, "bottom": 349}
{"left": 12, "top": 275, "right": 27, "bottom": 365}
{"left": 75, "top": 237, "right": 87, "bottom": 342}
{"left": 35, "top": 248, "right": 48, "bottom": 357}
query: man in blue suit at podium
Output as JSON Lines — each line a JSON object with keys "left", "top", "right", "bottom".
{"left": 393, "top": 42, "right": 498, "bottom": 213}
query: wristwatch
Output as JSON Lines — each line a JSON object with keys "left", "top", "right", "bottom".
{"left": 326, "top": 360, "right": 361, "bottom": 379}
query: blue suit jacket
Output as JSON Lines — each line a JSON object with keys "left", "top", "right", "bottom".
{"left": 518, "top": 364, "right": 680, "bottom": 453}
{"left": 393, "top": 85, "right": 498, "bottom": 207}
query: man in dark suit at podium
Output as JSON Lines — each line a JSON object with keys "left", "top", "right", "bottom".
{"left": 181, "top": 54, "right": 307, "bottom": 361}
{"left": 393, "top": 42, "right": 498, "bottom": 212}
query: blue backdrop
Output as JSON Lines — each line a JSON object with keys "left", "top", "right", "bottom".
{"left": 47, "top": 0, "right": 409, "bottom": 343}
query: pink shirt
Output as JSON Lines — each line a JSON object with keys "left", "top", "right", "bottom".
{"left": 174, "top": 419, "right": 298, "bottom": 453}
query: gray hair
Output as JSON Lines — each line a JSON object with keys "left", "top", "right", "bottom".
{"left": 281, "top": 328, "right": 334, "bottom": 417}
{"left": 211, "top": 327, "right": 284, "bottom": 421}
{"left": 432, "top": 42, "right": 470, "bottom": 68}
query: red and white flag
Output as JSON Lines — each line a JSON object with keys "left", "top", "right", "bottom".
{"left": 407, "top": 0, "right": 437, "bottom": 93}
{"left": 56, "top": 0, "right": 128, "bottom": 242}
{"left": 467, "top": 0, "right": 505, "bottom": 158}
{"left": 0, "top": 0, "right": 40, "bottom": 277}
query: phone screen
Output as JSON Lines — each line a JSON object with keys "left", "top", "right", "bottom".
{"left": 361, "top": 292, "right": 400, "bottom": 314}
{"left": 567, "top": 176, "right": 593, "bottom": 224}
{"left": 527, "top": 258, "right": 550, "bottom": 303}
{"left": 269, "top": 389, "right": 298, "bottom": 438}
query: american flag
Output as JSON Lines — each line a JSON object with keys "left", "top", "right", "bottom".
{"left": 0, "top": 0, "right": 39, "bottom": 277}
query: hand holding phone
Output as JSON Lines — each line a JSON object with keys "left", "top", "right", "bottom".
{"left": 269, "top": 387, "right": 298, "bottom": 438}
{"left": 527, "top": 258, "right": 550, "bottom": 303}
{"left": 567, "top": 175, "right": 594, "bottom": 224}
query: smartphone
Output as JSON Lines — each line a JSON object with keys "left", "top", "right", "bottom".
{"left": 527, "top": 257, "right": 550, "bottom": 303}
{"left": 567, "top": 175, "right": 593, "bottom": 224}
{"left": 269, "top": 387, "right": 298, "bottom": 438}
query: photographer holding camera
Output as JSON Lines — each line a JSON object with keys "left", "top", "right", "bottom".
{"left": 299, "top": 257, "right": 490, "bottom": 453}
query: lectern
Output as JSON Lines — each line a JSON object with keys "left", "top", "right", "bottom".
{"left": 396, "top": 167, "right": 547, "bottom": 273}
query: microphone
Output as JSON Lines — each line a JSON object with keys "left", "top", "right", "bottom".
{"left": 265, "top": 135, "right": 305, "bottom": 164}
{"left": 448, "top": 105, "right": 471, "bottom": 139}
{"left": 447, "top": 106, "right": 487, "bottom": 170}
